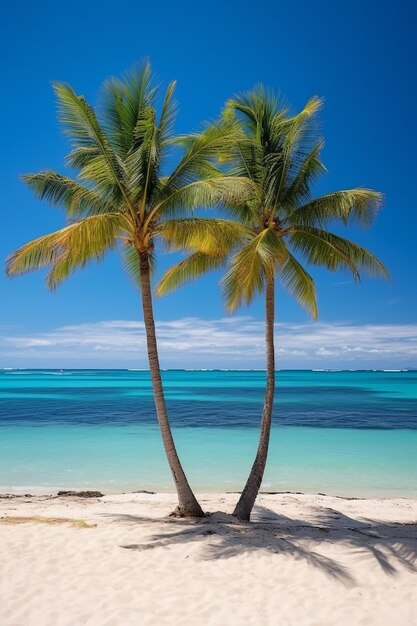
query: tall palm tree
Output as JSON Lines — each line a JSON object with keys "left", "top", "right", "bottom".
{"left": 6, "top": 63, "right": 253, "bottom": 517}
{"left": 157, "top": 87, "right": 388, "bottom": 520}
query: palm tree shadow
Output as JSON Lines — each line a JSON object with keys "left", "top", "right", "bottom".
{"left": 116, "top": 505, "right": 417, "bottom": 586}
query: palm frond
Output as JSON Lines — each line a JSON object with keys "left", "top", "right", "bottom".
{"left": 6, "top": 214, "right": 128, "bottom": 285}
{"left": 165, "top": 119, "right": 243, "bottom": 191}
{"left": 156, "top": 251, "right": 225, "bottom": 295}
{"left": 76, "top": 153, "right": 127, "bottom": 201}
{"left": 158, "top": 80, "right": 177, "bottom": 146}
{"left": 22, "top": 171, "right": 113, "bottom": 217}
{"left": 54, "top": 83, "right": 135, "bottom": 214}
{"left": 226, "top": 89, "right": 323, "bottom": 217}
{"left": 218, "top": 87, "right": 385, "bottom": 320}
{"left": 46, "top": 249, "right": 80, "bottom": 289}
{"left": 278, "top": 250, "right": 318, "bottom": 318}
{"left": 221, "top": 229, "right": 282, "bottom": 311}
{"left": 125, "top": 84, "right": 177, "bottom": 206}
{"left": 121, "top": 244, "right": 141, "bottom": 286}
{"left": 156, "top": 176, "right": 255, "bottom": 218}
{"left": 102, "top": 61, "right": 155, "bottom": 156}
{"left": 288, "top": 189, "right": 383, "bottom": 227}
{"left": 289, "top": 226, "right": 389, "bottom": 280}
{"left": 265, "top": 96, "right": 323, "bottom": 209}
{"left": 158, "top": 218, "right": 250, "bottom": 255}
{"left": 225, "top": 137, "right": 265, "bottom": 189}
{"left": 226, "top": 85, "right": 286, "bottom": 141}
{"left": 281, "top": 141, "right": 326, "bottom": 209}
{"left": 121, "top": 105, "right": 158, "bottom": 203}
{"left": 54, "top": 82, "right": 103, "bottom": 149}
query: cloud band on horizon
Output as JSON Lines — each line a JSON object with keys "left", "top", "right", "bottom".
{"left": 1, "top": 318, "right": 416, "bottom": 369}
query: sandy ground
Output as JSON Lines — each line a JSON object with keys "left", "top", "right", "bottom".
{"left": 0, "top": 492, "right": 416, "bottom": 626}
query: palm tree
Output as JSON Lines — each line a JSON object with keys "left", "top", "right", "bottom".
{"left": 157, "top": 87, "right": 388, "bottom": 520}
{"left": 6, "top": 63, "right": 253, "bottom": 517}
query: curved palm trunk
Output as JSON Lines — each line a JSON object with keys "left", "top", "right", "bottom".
{"left": 233, "top": 276, "right": 275, "bottom": 521}
{"left": 139, "top": 252, "right": 204, "bottom": 517}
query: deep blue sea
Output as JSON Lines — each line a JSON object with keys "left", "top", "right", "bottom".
{"left": 1, "top": 369, "right": 416, "bottom": 496}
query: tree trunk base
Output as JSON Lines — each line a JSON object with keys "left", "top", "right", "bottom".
{"left": 232, "top": 507, "right": 251, "bottom": 522}
{"left": 169, "top": 505, "right": 206, "bottom": 519}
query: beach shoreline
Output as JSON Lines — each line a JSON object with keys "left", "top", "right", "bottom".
{"left": 2, "top": 482, "right": 417, "bottom": 499}
{"left": 2, "top": 487, "right": 417, "bottom": 500}
{"left": 1, "top": 491, "right": 416, "bottom": 625}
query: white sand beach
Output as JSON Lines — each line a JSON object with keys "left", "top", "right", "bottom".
{"left": 1, "top": 492, "right": 416, "bottom": 626}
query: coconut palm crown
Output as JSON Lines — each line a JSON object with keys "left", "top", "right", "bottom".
{"left": 157, "top": 87, "right": 389, "bottom": 520}
{"left": 6, "top": 63, "right": 253, "bottom": 517}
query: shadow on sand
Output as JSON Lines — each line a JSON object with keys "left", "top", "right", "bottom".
{"left": 106, "top": 505, "right": 417, "bottom": 586}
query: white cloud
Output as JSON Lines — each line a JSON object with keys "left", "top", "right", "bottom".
{"left": 1, "top": 318, "right": 416, "bottom": 368}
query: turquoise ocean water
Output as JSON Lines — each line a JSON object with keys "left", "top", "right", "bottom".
{"left": 1, "top": 369, "right": 416, "bottom": 497}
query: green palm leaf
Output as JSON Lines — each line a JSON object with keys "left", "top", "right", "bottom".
{"left": 6, "top": 213, "right": 128, "bottom": 283}
{"left": 54, "top": 83, "right": 135, "bottom": 215}
{"left": 289, "top": 226, "right": 389, "bottom": 279}
{"left": 158, "top": 80, "right": 177, "bottom": 145}
{"left": 156, "top": 176, "right": 256, "bottom": 218}
{"left": 156, "top": 251, "right": 225, "bottom": 295}
{"left": 22, "top": 171, "right": 113, "bottom": 216}
{"left": 102, "top": 61, "right": 155, "bottom": 156}
{"left": 158, "top": 217, "right": 250, "bottom": 254}
{"left": 265, "top": 96, "right": 323, "bottom": 209}
{"left": 278, "top": 250, "right": 318, "bottom": 318}
{"left": 281, "top": 141, "right": 325, "bottom": 208}
{"left": 289, "top": 189, "right": 383, "bottom": 227}
{"left": 121, "top": 244, "right": 141, "bottom": 287}
{"left": 165, "top": 119, "right": 243, "bottom": 191}
{"left": 221, "top": 229, "right": 280, "bottom": 310}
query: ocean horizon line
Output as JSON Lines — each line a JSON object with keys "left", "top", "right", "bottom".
{"left": 1, "top": 367, "right": 416, "bottom": 373}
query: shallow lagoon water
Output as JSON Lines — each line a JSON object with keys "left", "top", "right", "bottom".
{"left": 1, "top": 369, "right": 416, "bottom": 496}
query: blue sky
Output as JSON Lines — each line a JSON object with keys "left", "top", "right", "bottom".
{"left": 1, "top": 0, "right": 416, "bottom": 368}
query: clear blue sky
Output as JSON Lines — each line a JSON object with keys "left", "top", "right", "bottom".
{"left": 1, "top": 0, "right": 416, "bottom": 368}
